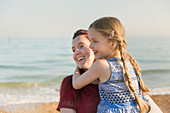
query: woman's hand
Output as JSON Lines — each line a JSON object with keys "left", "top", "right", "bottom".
{"left": 144, "top": 95, "right": 163, "bottom": 113}
{"left": 60, "top": 108, "right": 76, "bottom": 113}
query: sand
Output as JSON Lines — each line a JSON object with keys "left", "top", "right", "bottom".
{"left": 0, "top": 102, "right": 60, "bottom": 113}
{"left": 0, "top": 94, "right": 169, "bottom": 113}
{"left": 150, "top": 95, "right": 170, "bottom": 113}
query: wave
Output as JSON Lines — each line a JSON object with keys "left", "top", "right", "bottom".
{"left": 0, "top": 65, "right": 43, "bottom": 70}
{"left": 138, "top": 59, "right": 170, "bottom": 63}
{"left": 149, "top": 87, "right": 170, "bottom": 95}
{"left": 0, "top": 74, "right": 65, "bottom": 88}
{"left": 34, "top": 60, "right": 57, "bottom": 64}
{"left": 0, "top": 86, "right": 170, "bottom": 106}
{"left": 0, "top": 82, "right": 44, "bottom": 88}
{"left": 57, "top": 53, "right": 72, "bottom": 57}
{"left": 0, "top": 86, "right": 59, "bottom": 106}
{"left": 141, "top": 69, "right": 170, "bottom": 74}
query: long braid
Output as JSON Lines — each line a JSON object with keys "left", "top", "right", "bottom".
{"left": 118, "top": 41, "right": 135, "bottom": 93}
{"left": 118, "top": 41, "right": 150, "bottom": 113}
{"left": 128, "top": 54, "right": 150, "bottom": 93}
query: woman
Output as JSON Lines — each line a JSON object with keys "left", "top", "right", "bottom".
{"left": 57, "top": 29, "right": 100, "bottom": 113}
{"left": 57, "top": 29, "right": 162, "bottom": 113}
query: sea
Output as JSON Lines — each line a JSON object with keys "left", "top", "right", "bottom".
{"left": 0, "top": 37, "right": 170, "bottom": 106}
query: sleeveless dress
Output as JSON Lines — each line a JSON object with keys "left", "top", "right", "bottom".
{"left": 97, "top": 57, "right": 150, "bottom": 113}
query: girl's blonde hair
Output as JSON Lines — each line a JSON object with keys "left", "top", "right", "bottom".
{"left": 89, "top": 17, "right": 150, "bottom": 113}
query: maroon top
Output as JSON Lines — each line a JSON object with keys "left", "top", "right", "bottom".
{"left": 57, "top": 75, "right": 100, "bottom": 113}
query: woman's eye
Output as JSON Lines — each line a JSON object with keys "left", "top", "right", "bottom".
{"left": 80, "top": 45, "right": 84, "bottom": 48}
{"left": 72, "top": 49, "right": 75, "bottom": 52}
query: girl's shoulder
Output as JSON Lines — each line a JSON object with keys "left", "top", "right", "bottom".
{"left": 93, "top": 59, "right": 109, "bottom": 69}
{"left": 92, "top": 59, "right": 111, "bottom": 82}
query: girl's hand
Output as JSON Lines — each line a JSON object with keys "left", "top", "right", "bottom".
{"left": 72, "top": 66, "right": 81, "bottom": 88}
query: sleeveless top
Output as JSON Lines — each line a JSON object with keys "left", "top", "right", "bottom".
{"left": 97, "top": 57, "right": 150, "bottom": 113}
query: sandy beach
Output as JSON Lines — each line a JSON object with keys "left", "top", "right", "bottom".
{"left": 0, "top": 94, "right": 169, "bottom": 113}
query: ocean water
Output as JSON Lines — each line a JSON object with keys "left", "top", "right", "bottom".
{"left": 0, "top": 37, "right": 170, "bottom": 106}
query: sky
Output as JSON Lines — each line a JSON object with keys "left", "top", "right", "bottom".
{"left": 0, "top": 0, "right": 170, "bottom": 38}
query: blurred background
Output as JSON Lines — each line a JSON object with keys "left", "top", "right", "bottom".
{"left": 0, "top": 0, "right": 170, "bottom": 106}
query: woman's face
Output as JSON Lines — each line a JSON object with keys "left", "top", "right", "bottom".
{"left": 72, "top": 35, "right": 95, "bottom": 70}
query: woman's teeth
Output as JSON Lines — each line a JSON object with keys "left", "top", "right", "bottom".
{"left": 78, "top": 57, "right": 85, "bottom": 61}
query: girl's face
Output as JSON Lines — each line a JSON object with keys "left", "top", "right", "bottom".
{"left": 72, "top": 35, "right": 95, "bottom": 69}
{"left": 88, "top": 28, "right": 119, "bottom": 60}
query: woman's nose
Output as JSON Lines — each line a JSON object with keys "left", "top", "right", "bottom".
{"left": 89, "top": 43, "right": 93, "bottom": 49}
{"left": 74, "top": 48, "right": 80, "bottom": 55}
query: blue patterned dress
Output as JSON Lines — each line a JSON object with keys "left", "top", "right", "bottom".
{"left": 97, "top": 57, "right": 150, "bottom": 113}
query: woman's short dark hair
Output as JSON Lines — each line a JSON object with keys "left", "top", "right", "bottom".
{"left": 73, "top": 29, "right": 88, "bottom": 39}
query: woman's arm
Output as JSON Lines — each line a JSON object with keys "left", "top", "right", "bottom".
{"left": 60, "top": 108, "right": 76, "bottom": 113}
{"left": 57, "top": 75, "right": 76, "bottom": 112}
{"left": 144, "top": 95, "right": 163, "bottom": 113}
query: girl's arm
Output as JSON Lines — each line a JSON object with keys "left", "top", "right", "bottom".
{"left": 72, "top": 60, "right": 110, "bottom": 89}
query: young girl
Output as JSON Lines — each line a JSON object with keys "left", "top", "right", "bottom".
{"left": 72, "top": 17, "right": 150, "bottom": 113}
